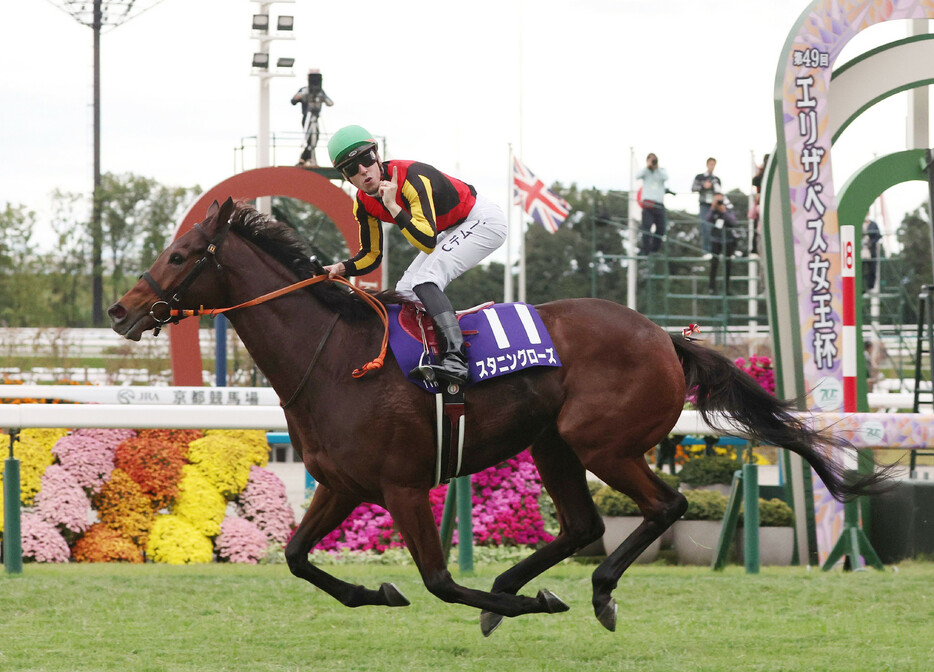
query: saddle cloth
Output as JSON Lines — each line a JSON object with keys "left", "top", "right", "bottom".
{"left": 387, "top": 301, "right": 562, "bottom": 392}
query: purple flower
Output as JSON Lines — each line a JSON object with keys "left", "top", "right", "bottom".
{"left": 235, "top": 466, "right": 295, "bottom": 544}
{"left": 34, "top": 464, "right": 91, "bottom": 534}
{"left": 21, "top": 512, "right": 71, "bottom": 563}
{"left": 215, "top": 516, "right": 269, "bottom": 564}
{"left": 52, "top": 431, "right": 126, "bottom": 494}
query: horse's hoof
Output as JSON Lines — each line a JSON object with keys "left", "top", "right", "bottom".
{"left": 480, "top": 610, "right": 505, "bottom": 637}
{"left": 595, "top": 598, "right": 618, "bottom": 632}
{"left": 537, "top": 589, "right": 569, "bottom": 613}
{"left": 379, "top": 582, "right": 410, "bottom": 607}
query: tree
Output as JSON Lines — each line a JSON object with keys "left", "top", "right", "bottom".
{"left": 99, "top": 172, "right": 201, "bottom": 302}
{"left": 0, "top": 203, "right": 41, "bottom": 326}
{"left": 896, "top": 204, "right": 932, "bottom": 295}
{"left": 48, "top": 190, "right": 92, "bottom": 326}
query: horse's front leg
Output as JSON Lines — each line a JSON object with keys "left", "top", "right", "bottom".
{"left": 284, "top": 483, "right": 409, "bottom": 608}
{"left": 480, "top": 431, "right": 604, "bottom": 635}
{"left": 383, "top": 485, "right": 568, "bottom": 634}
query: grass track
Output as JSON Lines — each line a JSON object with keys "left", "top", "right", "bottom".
{"left": 2, "top": 562, "right": 934, "bottom": 671}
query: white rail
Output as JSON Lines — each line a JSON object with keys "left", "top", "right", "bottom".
{"left": 0, "top": 403, "right": 286, "bottom": 431}
{"left": 0, "top": 385, "right": 919, "bottom": 410}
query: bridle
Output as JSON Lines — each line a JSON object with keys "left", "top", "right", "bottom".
{"left": 139, "top": 219, "right": 389, "bottom": 381}
{"left": 141, "top": 221, "right": 228, "bottom": 336}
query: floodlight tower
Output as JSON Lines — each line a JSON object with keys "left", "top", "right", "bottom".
{"left": 249, "top": 0, "right": 296, "bottom": 214}
{"left": 48, "top": 0, "right": 165, "bottom": 326}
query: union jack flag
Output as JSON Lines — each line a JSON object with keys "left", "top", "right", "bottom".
{"left": 512, "top": 157, "right": 570, "bottom": 234}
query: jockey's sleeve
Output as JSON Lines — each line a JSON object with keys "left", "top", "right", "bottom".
{"left": 343, "top": 202, "right": 383, "bottom": 276}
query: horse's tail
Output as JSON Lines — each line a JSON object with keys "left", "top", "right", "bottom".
{"left": 670, "top": 334, "right": 891, "bottom": 502}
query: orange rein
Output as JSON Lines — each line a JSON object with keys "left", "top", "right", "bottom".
{"left": 169, "top": 275, "right": 389, "bottom": 378}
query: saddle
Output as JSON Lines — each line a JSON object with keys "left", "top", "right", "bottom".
{"left": 386, "top": 300, "right": 562, "bottom": 485}
{"left": 395, "top": 300, "right": 491, "bottom": 357}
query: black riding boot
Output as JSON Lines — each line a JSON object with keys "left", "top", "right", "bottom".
{"left": 412, "top": 283, "right": 470, "bottom": 385}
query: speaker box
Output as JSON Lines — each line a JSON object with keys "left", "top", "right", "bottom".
{"left": 869, "top": 479, "right": 934, "bottom": 563}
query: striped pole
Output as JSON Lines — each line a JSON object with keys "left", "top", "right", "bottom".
{"left": 841, "top": 223, "right": 857, "bottom": 413}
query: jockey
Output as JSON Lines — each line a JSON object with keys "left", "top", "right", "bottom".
{"left": 324, "top": 125, "right": 507, "bottom": 386}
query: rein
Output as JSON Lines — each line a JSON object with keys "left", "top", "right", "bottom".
{"left": 169, "top": 274, "right": 390, "bottom": 379}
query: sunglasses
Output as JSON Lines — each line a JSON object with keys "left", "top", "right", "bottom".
{"left": 339, "top": 149, "right": 378, "bottom": 178}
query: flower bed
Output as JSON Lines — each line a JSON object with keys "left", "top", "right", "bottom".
{"left": 1, "top": 427, "right": 295, "bottom": 564}
{"left": 314, "top": 451, "right": 554, "bottom": 553}
{"left": 4, "top": 426, "right": 556, "bottom": 563}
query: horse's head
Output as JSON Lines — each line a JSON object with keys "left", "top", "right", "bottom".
{"left": 108, "top": 197, "right": 236, "bottom": 340}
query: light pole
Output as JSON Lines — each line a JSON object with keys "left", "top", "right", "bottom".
{"left": 249, "top": 1, "right": 296, "bottom": 215}
{"left": 48, "top": 0, "right": 166, "bottom": 326}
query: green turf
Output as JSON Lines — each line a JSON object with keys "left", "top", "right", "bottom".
{"left": 2, "top": 562, "right": 933, "bottom": 671}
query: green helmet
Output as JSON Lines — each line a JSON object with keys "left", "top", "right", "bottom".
{"left": 328, "top": 125, "right": 378, "bottom": 168}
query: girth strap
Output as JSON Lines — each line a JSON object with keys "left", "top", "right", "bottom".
{"left": 434, "top": 382, "right": 466, "bottom": 487}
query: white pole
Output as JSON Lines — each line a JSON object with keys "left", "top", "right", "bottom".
{"left": 518, "top": 214, "right": 527, "bottom": 303}
{"left": 748, "top": 150, "right": 759, "bottom": 351}
{"left": 627, "top": 147, "right": 638, "bottom": 309}
{"left": 257, "top": 76, "right": 271, "bottom": 215}
{"left": 256, "top": 2, "right": 272, "bottom": 216}
{"left": 516, "top": 0, "right": 526, "bottom": 304}
{"left": 505, "top": 144, "right": 514, "bottom": 303}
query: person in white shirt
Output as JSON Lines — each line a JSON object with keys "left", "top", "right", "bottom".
{"left": 635, "top": 153, "right": 670, "bottom": 255}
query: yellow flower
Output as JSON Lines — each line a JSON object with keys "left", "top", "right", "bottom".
{"left": 1, "top": 428, "right": 68, "bottom": 508}
{"left": 174, "top": 465, "right": 226, "bottom": 537}
{"left": 146, "top": 514, "right": 213, "bottom": 564}
{"left": 187, "top": 430, "right": 268, "bottom": 497}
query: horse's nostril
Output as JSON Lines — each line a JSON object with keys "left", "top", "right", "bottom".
{"left": 108, "top": 304, "right": 126, "bottom": 321}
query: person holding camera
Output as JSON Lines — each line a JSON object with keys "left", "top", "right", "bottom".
{"left": 706, "top": 194, "right": 738, "bottom": 294}
{"left": 691, "top": 157, "right": 721, "bottom": 258}
{"left": 291, "top": 70, "right": 334, "bottom": 167}
{"left": 635, "top": 152, "right": 669, "bottom": 255}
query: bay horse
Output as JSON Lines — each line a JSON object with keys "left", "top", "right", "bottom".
{"left": 108, "top": 198, "right": 887, "bottom": 635}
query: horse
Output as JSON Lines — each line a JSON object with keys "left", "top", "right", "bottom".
{"left": 108, "top": 198, "right": 888, "bottom": 635}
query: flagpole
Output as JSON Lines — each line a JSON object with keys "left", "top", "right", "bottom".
{"left": 518, "top": 204, "right": 527, "bottom": 303}
{"left": 627, "top": 146, "right": 638, "bottom": 309}
{"left": 517, "top": 0, "right": 526, "bottom": 304}
{"left": 505, "top": 144, "right": 514, "bottom": 303}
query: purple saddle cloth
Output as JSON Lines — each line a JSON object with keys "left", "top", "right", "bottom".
{"left": 387, "top": 302, "right": 562, "bottom": 392}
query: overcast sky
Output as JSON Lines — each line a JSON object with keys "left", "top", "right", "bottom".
{"left": 4, "top": 0, "right": 932, "bottom": 252}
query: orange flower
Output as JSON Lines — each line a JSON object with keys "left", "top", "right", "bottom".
{"left": 72, "top": 523, "right": 143, "bottom": 563}
{"left": 93, "top": 468, "right": 155, "bottom": 546}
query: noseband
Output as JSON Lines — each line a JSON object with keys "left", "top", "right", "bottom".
{"left": 141, "top": 222, "right": 227, "bottom": 336}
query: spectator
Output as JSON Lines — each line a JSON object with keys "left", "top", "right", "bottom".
{"left": 635, "top": 153, "right": 669, "bottom": 255}
{"left": 691, "top": 157, "right": 721, "bottom": 258}
{"left": 706, "top": 194, "right": 738, "bottom": 294}
{"left": 862, "top": 219, "right": 883, "bottom": 292}
{"left": 749, "top": 154, "right": 769, "bottom": 256}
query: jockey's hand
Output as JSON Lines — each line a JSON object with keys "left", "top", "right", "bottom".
{"left": 379, "top": 166, "right": 401, "bottom": 216}
{"left": 323, "top": 262, "right": 345, "bottom": 279}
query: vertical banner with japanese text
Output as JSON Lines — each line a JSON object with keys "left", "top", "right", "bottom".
{"left": 776, "top": 0, "right": 934, "bottom": 563}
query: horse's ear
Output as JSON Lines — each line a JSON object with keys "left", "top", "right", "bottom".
{"left": 205, "top": 200, "right": 220, "bottom": 219}
{"left": 217, "top": 197, "right": 235, "bottom": 227}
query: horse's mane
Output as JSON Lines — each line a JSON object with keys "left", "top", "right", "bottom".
{"left": 226, "top": 201, "right": 405, "bottom": 320}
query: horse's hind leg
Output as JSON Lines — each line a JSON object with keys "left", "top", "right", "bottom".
{"left": 382, "top": 485, "right": 569, "bottom": 631}
{"left": 588, "top": 457, "right": 686, "bottom": 631}
{"left": 284, "top": 484, "right": 409, "bottom": 608}
{"left": 480, "top": 430, "right": 604, "bottom": 634}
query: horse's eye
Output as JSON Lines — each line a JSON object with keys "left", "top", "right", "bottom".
{"left": 169, "top": 252, "right": 184, "bottom": 265}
